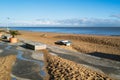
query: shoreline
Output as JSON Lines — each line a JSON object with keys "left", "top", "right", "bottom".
{"left": 7, "top": 27, "right": 120, "bottom": 36}
{"left": 14, "top": 30, "right": 120, "bottom": 37}
{"left": 1, "top": 27, "right": 120, "bottom": 36}
{"left": 14, "top": 30, "right": 120, "bottom": 40}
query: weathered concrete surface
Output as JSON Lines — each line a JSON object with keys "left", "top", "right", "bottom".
{"left": 47, "top": 45, "right": 120, "bottom": 80}
{"left": 0, "top": 42, "right": 47, "bottom": 80}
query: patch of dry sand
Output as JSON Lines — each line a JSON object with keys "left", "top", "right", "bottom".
{"left": 0, "top": 55, "right": 16, "bottom": 80}
{"left": 43, "top": 50, "right": 113, "bottom": 80}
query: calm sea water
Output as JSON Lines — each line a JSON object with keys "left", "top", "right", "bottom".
{"left": 9, "top": 27, "right": 120, "bottom": 36}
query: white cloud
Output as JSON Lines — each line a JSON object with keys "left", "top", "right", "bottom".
{"left": 56, "top": 18, "right": 120, "bottom": 27}
{"left": 0, "top": 18, "right": 120, "bottom": 27}
{"left": 110, "top": 14, "right": 120, "bottom": 19}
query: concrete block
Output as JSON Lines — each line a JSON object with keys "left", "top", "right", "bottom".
{"left": 25, "top": 42, "right": 46, "bottom": 50}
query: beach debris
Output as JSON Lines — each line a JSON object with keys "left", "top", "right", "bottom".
{"left": 55, "top": 40, "right": 72, "bottom": 46}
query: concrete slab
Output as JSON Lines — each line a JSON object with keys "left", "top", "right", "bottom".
{"left": 25, "top": 41, "right": 46, "bottom": 50}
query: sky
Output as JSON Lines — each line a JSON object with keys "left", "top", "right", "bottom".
{"left": 0, "top": 0, "right": 120, "bottom": 27}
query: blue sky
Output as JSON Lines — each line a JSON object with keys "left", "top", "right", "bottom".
{"left": 0, "top": 0, "right": 120, "bottom": 27}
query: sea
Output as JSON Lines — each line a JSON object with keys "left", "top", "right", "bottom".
{"left": 7, "top": 27, "right": 120, "bottom": 36}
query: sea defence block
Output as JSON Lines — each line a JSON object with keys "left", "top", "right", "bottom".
{"left": 25, "top": 42, "right": 47, "bottom": 50}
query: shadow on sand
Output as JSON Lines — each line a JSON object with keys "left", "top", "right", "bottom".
{"left": 88, "top": 52, "right": 120, "bottom": 62}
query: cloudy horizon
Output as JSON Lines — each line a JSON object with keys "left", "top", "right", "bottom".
{"left": 0, "top": 17, "right": 120, "bottom": 27}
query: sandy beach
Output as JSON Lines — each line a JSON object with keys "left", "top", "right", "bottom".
{"left": 0, "top": 30, "right": 120, "bottom": 80}
{"left": 17, "top": 31, "right": 120, "bottom": 56}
